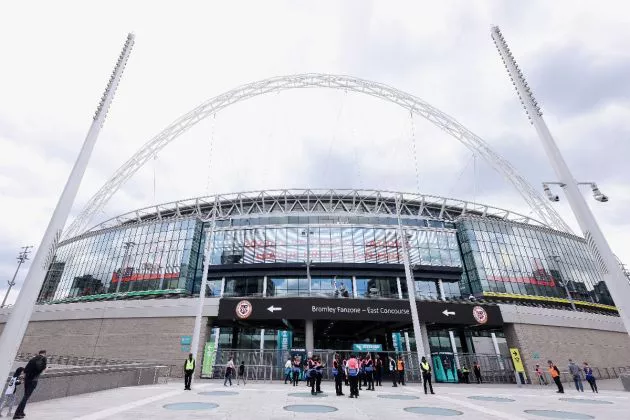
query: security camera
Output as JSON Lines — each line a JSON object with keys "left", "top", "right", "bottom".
{"left": 590, "top": 184, "right": 609, "bottom": 203}
{"left": 543, "top": 184, "right": 559, "bottom": 202}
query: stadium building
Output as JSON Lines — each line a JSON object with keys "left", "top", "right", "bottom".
{"left": 4, "top": 189, "right": 629, "bottom": 382}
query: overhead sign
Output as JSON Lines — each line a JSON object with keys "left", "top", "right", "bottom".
{"left": 218, "top": 298, "right": 503, "bottom": 326}
{"left": 510, "top": 347, "right": 525, "bottom": 372}
{"left": 353, "top": 343, "right": 383, "bottom": 352}
{"left": 219, "top": 298, "right": 412, "bottom": 322}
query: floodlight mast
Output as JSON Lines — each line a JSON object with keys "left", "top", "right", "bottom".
{"left": 0, "top": 34, "right": 135, "bottom": 384}
{"left": 491, "top": 26, "right": 630, "bottom": 336}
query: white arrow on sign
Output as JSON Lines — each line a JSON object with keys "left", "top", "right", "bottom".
{"left": 442, "top": 309, "right": 456, "bottom": 317}
{"left": 267, "top": 305, "right": 283, "bottom": 313}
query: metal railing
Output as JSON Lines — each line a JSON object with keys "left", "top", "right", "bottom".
{"left": 529, "top": 365, "right": 630, "bottom": 385}
{"left": 204, "top": 349, "right": 516, "bottom": 384}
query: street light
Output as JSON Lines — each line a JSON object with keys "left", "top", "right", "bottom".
{"left": 549, "top": 255, "right": 576, "bottom": 311}
{"left": 1, "top": 247, "right": 33, "bottom": 308}
{"left": 115, "top": 241, "right": 136, "bottom": 294}
{"left": 542, "top": 182, "right": 609, "bottom": 203}
{"left": 301, "top": 228, "right": 314, "bottom": 295}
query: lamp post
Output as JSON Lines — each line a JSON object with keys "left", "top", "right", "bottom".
{"left": 395, "top": 194, "right": 427, "bottom": 365}
{"left": 492, "top": 27, "right": 630, "bottom": 335}
{"left": 115, "top": 241, "right": 136, "bottom": 294}
{"left": 0, "top": 33, "right": 135, "bottom": 388}
{"left": 301, "top": 228, "right": 314, "bottom": 295}
{"left": 549, "top": 255, "right": 576, "bottom": 311}
{"left": 1, "top": 247, "right": 33, "bottom": 308}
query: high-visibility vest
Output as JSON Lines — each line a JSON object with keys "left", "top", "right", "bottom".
{"left": 421, "top": 362, "right": 430, "bottom": 372}
{"left": 185, "top": 359, "right": 195, "bottom": 370}
{"left": 397, "top": 360, "right": 404, "bottom": 371}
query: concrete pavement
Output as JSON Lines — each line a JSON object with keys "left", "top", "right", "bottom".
{"left": 18, "top": 378, "right": 629, "bottom": 419}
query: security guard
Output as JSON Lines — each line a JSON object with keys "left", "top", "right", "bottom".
{"left": 374, "top": 354, "right": 383, "bottom": 386}
{"left": 420, "top": 356, "right": 435, "bottom": 394}
{"left": 333, "top": 354, "right": 344, "bottom": 396}
{"left": 389, "top": 356, "right": 398, "bottom": 387}
{"left": 346, "top": 354, "right": 360, "bottom": 398}
{"left": 183, "top": 353, "right": 195, "bottom": 390}
{"left": 397, "top": 355, "right": 405, "bottom": 385}
{"left": 364, "top": 353, "right": 375, "bottom": 391}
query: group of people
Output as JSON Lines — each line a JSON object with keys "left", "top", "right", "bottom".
{"left": 456, "top": 362, "right": 483, "bottom": 384}
{"left": 538, "top": 360, "right": 598, "bottom": 394}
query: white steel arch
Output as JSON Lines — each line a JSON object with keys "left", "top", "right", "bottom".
{"left": 65, "top": 73, "right": 571, "bottom": 238}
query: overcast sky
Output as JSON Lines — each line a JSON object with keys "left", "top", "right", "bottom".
{"left": 1, "top": 0, "right": 628, "bottom": 304}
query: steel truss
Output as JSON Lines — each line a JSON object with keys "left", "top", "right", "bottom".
{"left": 65, "top": 74, "right": 571, "bottom": 239}
{"left": 62, "top": 189, "right": 554, "bottom": 246}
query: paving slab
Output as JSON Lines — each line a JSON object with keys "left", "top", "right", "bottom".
{"left": 18, "top": 379, "right": 629, "bottom": 420}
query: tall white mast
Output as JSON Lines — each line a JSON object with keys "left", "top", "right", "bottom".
{"left": 0, "top": 33, "right": 135, "bottom": 382}
{"left": 491, "top": 26, "right": 630, "bottom": 335}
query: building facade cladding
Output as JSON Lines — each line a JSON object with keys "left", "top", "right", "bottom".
{"left": 457, "top": 216, "right": 613, "bottom": 305}
{"left": 36, "top": 193, "right": 612, "bottom": 307}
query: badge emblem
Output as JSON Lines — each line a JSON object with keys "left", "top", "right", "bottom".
{"left": 235, "top": 300, "right": 253, "bottom": 319}
{"left": 472, "top": 306, "right": 488, "bottom": 324}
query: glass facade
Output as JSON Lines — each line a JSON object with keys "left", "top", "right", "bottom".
{"left": 38, "top": 194, "right": 613, "bottom": 308}
{"left": 38, "top": 219, "right": 199, "bottom": 301}
{"left": 457, "top": 216, "right": 613, "bottom": 304}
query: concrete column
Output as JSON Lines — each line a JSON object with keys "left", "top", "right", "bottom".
{"left": 449, "top": 330, "right": 461, "bottom": 369}
{"left": 419, "top": 323, "right": 431, "bottom": 359}
{"left": 305, "top": 320, "right": 314, "bottom": 356}
{"left": 260, "top": 329, "right": 265, "bottom": 351}
{"left": 220, "top": 276, "right": 225, "bottom": 297}
{"left": 352, "top": 276, "right": 358, "bottom": 298}
{"left": 396, "top": 277, "right": 403, "bottom": 299}
{"left": 437, "top": 279, "right": 446, "bottom": 301}
{"left": 491, "top": 332, "right": 505, "bottom": 370}
{"left": 262, "top": 275, "right": 267, "bottom": 297}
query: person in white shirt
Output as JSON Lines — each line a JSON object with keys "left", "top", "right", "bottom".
{"left": 224, "top": 357, "right": 235, "bottom": 386}
{"left": 284, "top": 358, "right": 293, "bottom": 384}
{"left": 0, "top": 367, "right": 24, "bottom": 417}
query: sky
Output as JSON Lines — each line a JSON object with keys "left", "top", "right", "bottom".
{"left": 0, "top": 0, "right": 629, "bottom": 304}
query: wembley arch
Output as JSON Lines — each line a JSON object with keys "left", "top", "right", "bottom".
{"left": 65, "top": 73, "right": 571, "bottom": 238}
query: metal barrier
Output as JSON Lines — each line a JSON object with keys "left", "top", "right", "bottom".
{"left": 530, "top": 365, "right": 630, "bottom": 385}
{"left": 205, "top": 349, "right": 515, "bottom": 384}
{"left": 1, "top": 364, "right": 172, "bottom": 406}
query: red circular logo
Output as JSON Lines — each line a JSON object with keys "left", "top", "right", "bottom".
{"left": 472, "top": 306, "right": 488, "bottom": 324}
{"left": 235, "top": 300, "right": 253, "bottom": 319}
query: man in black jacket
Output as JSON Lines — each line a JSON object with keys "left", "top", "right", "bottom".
{"left": 13, "top": 350, "right": 47, "bottom": 419}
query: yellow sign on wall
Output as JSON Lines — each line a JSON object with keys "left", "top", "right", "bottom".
{"left": 509, "top": 347, "right": 525, "bottom": 372}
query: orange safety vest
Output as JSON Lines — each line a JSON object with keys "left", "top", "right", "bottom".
{"left": 397, "top": 360, "right": 404, "bottom": 371}
{"left": 548, "top": 366, "right": 559, "bottom": 378}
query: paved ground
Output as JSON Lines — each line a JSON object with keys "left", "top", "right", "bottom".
{"left": 20, "top": 378, "right": 629, "bottom": 419}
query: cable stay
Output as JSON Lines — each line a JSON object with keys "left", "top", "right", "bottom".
{"left": 205, "top": 114, "right": 216, "bottom": 196}
{"left": 408, "top": 111, "right": 421, "bottom": 195}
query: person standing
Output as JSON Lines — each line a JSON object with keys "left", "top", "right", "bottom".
{"left": 397, "top": 355, "right": 405, "bottom": 386}
{"left": 583, "top": 362, "right": 597, "bottom": 393}
{"left": 568, "top": 359, "right": 584, "bottom": 392}
{"left": 183, "top": 353, "right": 195, "bottom": 390}
{"left": 342, "top": 356, "right": 349, "bottom": 386}
{"left": 224, "top": 356, "right": 234, "bottom": 386}
{"left": 292, "top": 357, "right": 301, "bottom": 386}
{"left": 535, "top": 364, "right": 548, "bottom": 385}
{"left": 332, "top": 354, "right": 344, "bottom": 396}
{"left": 374, "top": 354, "right": 383, "bottom": 386}
{"left": 284, "top": 358, "right": 293, "bottom": 384}
{"left": 420, "top": 357, "right": 435, "bottom": 395}
{"left": 347, "top": 354, "right": 360, "bottom": 398}
{"left": 473, "top": 362, "right": 482, "bottom": 384}
{"left": 389, "top": 356, "right": 398, "bottom": 387}
{"left": 237, "top": 361, "right": 246, "bottom": 385}
{"left": 311, "top": 356, "right": 323, "bottom": 394}
{"left": 364, "top": 353, "right": 375, "bottom": 391}
{"left": 12, "top": 350, "right": 47, "bottom": 420}
{"left": 0, "top": 367, "right": 23, "bottom": 417}
{"left": 548, "top": 360, "right": 564, "bottom": 394}
{"left": 462, "top": 366, "right": 470, "bottom": 384}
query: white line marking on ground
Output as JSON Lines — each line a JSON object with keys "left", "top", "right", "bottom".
{"left": 71, "top": 384, "right": 211, "bottom": 420}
